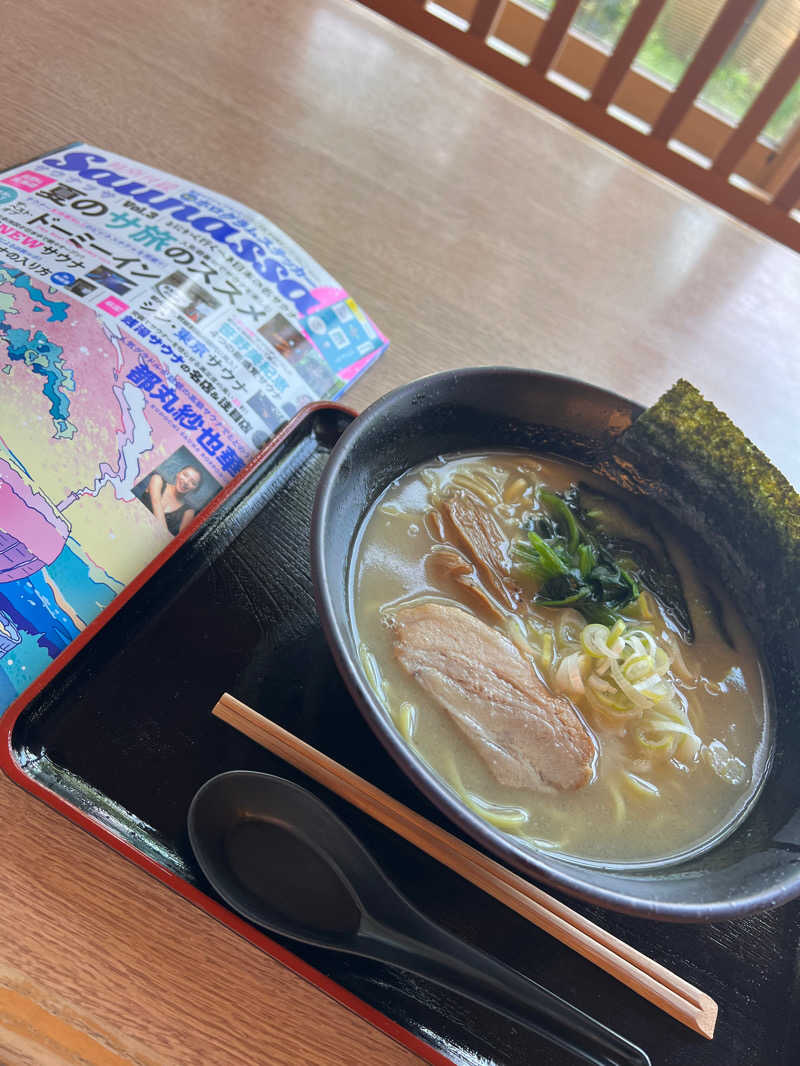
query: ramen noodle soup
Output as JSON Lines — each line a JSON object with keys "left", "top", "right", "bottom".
{"left": 350, "top": 453, "right": 772, "bottom": 867}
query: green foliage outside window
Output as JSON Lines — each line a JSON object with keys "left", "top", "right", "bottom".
{"left": 523, "top": 0, "right": 800, "bottom": 145}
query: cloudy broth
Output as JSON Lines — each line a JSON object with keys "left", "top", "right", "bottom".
{"left": 350, "top": 453, "right": 772, "bottom": 867}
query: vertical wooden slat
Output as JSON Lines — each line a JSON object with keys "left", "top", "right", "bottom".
{"left": 467, "top": 0, "right": 504, "bottom": 38}
{"left": 591, "top": 0, "right": 668, "bottom": 109}
{"left": 530, "top": 0, "right": 582, "bottom": 74}
{"left": 759, "top": 117, "right": 800, "bottom": 194}
{"left": 713, "top": 35, "right": 800, "bottom": 178}
{"left": 772, "top": 156, "right": 800, "bottom": 211}
{"left": 652, "top": 0, "right": 760, "bottom": 143}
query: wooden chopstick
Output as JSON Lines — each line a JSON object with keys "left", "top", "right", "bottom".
{"left": 212, "top": 692, "right": 717, "bottom": 1039}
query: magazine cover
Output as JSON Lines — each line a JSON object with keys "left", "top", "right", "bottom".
{"left": 0, "top": 144, "right": 388, "bottom": 715}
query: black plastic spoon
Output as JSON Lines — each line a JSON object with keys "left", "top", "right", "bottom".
{"left": 187, "top": 771, "right": 650, "bottom": 1066}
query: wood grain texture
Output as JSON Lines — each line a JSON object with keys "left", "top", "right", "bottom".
{"left": 0, "top": 967, "right": 157, "bottom": 1066}
{"left": 1, "top": 0, "right": 798, "bottom": 482}
{"left": 1, "top": 0, "right": 799, "bottom": 1063}
{"left": 0, "top": 771, "right": 421, "bottom": 1066}
{"left": 361, "top": 0, "right": 800, "bottom": 252}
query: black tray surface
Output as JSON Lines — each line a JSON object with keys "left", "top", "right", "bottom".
{"left": 10, "top": 406, "right": 800, "bottom": 1066}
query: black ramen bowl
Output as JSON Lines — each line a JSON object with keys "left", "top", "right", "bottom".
{"left": 311, "top": 367, "right": 800, "bottom": 921}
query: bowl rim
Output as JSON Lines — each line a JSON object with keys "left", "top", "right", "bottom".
{"left": 311, "top": 366, "right": 793, "bottom": 922}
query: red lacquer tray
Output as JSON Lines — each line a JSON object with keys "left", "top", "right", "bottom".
{"left": 3, "top": 403, "right": 797, "bottom": 1066}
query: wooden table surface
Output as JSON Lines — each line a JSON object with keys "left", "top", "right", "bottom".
{"left": 1, "top": 0, "right": 799, "bottom": 1063}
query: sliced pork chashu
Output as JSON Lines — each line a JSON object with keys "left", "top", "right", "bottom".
{"left": 392, "top": 602, "right": 595, "bottom": 792}
{"left": 425, "top": 546, "right": 505, "bottom": 624}
{"left": 437, "top": 491, "right": 520, "bottom": 611}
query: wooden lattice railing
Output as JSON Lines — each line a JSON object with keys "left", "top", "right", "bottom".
{"left": 358, "top": 0, "right": 800, "bottom": 253}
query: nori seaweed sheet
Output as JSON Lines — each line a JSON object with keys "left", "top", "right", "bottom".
{"left": 605, "top": 379, "right": 800, "bottom": 706}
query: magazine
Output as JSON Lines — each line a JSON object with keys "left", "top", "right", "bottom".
{"left": 0, "top": 144, "right": 388, "bottom": 715}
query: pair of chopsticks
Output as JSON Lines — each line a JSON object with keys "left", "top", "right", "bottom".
{"left": 212, "top": 692, "right": 717, "bottom": 1039}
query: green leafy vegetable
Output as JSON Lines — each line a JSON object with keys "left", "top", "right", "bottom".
{"left": 576, "top": 483, "right": 695, "bottom": 639}
{"left": 514, "top": 487, "right": 639, "bottom": 625}
{"left": 575, "top": 481, "right": 694, "bottom": 642}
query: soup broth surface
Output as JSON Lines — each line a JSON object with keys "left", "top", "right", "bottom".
{"left": 350, "top": 453, "right": 771, "bottom": 867}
